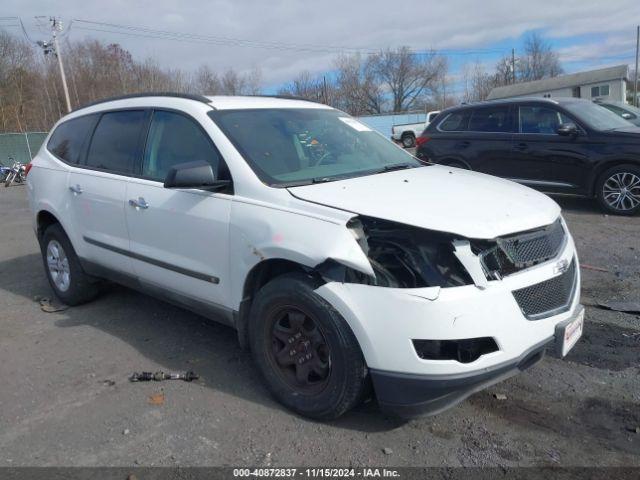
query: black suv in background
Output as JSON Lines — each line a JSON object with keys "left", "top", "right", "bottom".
{"left": 416, "top": 98, "right": 640, "bottom": 215}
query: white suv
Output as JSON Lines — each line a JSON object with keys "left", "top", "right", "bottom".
{"left": 26, "top": 93, "right": 584, "bottom": 419}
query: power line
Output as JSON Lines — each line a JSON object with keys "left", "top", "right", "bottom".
{"left": 72, "top": 18, "right": 511, "bottom": 57}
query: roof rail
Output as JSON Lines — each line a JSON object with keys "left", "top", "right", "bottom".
{"left": 75, "top": 92, "right": 212, "bottom": 111}
{"left": 246, "top": 94, "right": 321, "bottom": 103}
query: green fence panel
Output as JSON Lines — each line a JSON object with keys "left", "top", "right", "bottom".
{"left": 0, "top": 132, "right": 48, "bottom": 166}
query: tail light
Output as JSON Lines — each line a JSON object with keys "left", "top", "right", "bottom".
{"left": 415, "top": 136, "right": 430, "bottom": 147}
{"left": 24, "top": 162, "right": 33, "bottom": 176}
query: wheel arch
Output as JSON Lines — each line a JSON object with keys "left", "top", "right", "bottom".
{"left": 590, "top": 159, "right": 640, "bottom": 196}
{"left": 235, "top": 257, "right": 315, "bottom": 349}
{"left": 440, "top": 157, "right": 472, "bottom": 169}
{"left": 36, "top": 209, "right": 62, "bottom": 241}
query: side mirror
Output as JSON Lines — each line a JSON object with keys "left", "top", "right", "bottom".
{"left": 164, "top": 161, "right": 221, "bottom": 189}
{"left": 557, "top": 123, "right": 578, "bottom": 137}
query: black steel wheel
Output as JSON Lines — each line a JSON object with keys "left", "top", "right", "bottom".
{"left": 248, "top": 273, "right": 368, "bottom": 419}
{"left": 266, "top": 306, "right": 331, "bottom": 396}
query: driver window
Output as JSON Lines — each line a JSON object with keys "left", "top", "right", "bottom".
{"left": 143, "top": 110, "right": 222, "bottom": 182}
{"left": 519, "top": 106, "right": 573, "bottom": 134}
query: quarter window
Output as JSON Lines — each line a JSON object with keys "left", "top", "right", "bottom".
{"left": 142, "top": 111, "right": 223, "bottom": 182}
{"left": 439, "top": 111, "right": 470, "bottom": 132}
{"left": 468, "top": 107, "right": 512, "bottom": 132}
{"left": 518, "top": 106, "right": 573, "bottom": 134}
{"left": 47, "top": 114, "right": 98, "bottom": 164}
{"left": 85, "top": 110, "right": 147, "bottom": 174}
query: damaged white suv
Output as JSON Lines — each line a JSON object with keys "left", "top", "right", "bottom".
{"left": 27, "top": 93, "right": 584, "bottom": 419}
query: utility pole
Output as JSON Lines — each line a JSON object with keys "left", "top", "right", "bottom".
{"left": 634, "top": 25, "right": 639, "bottom": 107}
{"left": 51, "top": 18, "right": 71, "bottom": 113}
{"left": 442, "top": 74, "right": 446, "bottom": 108}
{"left": 511, "top": 48, "right": 516, "bottom": 84}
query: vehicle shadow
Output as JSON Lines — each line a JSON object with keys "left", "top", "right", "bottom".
{"left": 548, "top": 195, "right": 602, "bottom": 215}
{"left": 0, "top": 253, "right": 405, "bottom": 433}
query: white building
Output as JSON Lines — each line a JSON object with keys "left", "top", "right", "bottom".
{"left": 488, "top": 64, "right": 629, "bottom": 102}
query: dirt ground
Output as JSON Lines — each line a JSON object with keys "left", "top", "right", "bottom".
{"left": 0, "top": 184, "right": 638, "bottom": 467}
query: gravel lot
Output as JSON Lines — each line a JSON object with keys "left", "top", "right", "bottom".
{"left": 0, "top": 184, "right": 638, "bottom": 467}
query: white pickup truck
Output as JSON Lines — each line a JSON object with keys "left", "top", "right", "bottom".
{"left": 391, "top": 110, "right": 441, "bottom": 148}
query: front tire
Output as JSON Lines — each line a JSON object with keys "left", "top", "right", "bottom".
{"left": 596, "top": 164, "right": 640, "bottom": 215}
{"left": 401, "top": 133, "right": 416, "bottom": 148}
{"left": 4, "top": 172, "right": 15, "bottom": 187}
{"left": 40, "top": 223, "right": 99, "bottom": 305}
{"left": 248, "top": 273, "right": 367, "bottom": 419}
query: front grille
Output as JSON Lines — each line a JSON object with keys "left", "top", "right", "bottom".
{"left": 479, "top": 218, "right": 566, "bottom": 278}
{"left": 512, "top": 258, "right": 577, "bottom": 320}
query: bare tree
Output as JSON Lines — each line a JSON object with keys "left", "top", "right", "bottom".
{"left": 333, "top": 54, "right": 383, "bottom": 114}
{"left": 518, "top": 32, "right": 563, "bottom": 81}
{"left": 369, "top": 47, "right": 446, "bottom": 112}
{"left": 462, "top": 61, "right": 498, "bottom": 103}
{"left": 277, "top": 71, "right": 325, "bottom": 101}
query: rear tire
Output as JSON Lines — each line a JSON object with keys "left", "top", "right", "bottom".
{"left": 4, "top": 172, "right": 15, "bottom": 187}
{"left": 248, "top": 273, "right": 367, "bottom": 419}
{"left": 595, "top": 164, "right": 640, "bottom": 216}
{"left": 401, "top": 133, "right": 416, "bottom": 148}
{"left": 40, "top": 224, "right": 99, "bottom": 306}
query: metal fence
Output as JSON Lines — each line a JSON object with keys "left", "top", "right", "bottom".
{"left": 355, "top": 112, "right": 428, "bottom": 137}
{"left": 0, "top": 132, "right": 48, "bottom": 166}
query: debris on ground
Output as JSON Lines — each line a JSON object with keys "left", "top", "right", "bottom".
{"left": 382, "top": 448, "right": 393, "bottom": 455}
{"left": 123, "top": 429, "right": 130, "bottom": 435}
{"left": 130, "top": 371, "right": 199, "bottom": 382}
{"left": 596, "top": 301, "right": 640, "bottom": 315}
{"left": 148, "top": 392, "right": 165, "bottom": 406}
{"left": 38, "top": 297, "right": 68, "bottom": 313}
{"left": 102, "top": 379, "right": 116, "bottom": 387}
{"left": 580, "top": 263, "right": 609, "bottom": 273}
{"left": 493, "top": 393, "right": 507, "bottom": 400}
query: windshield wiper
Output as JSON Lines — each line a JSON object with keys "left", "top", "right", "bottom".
{"left": 379, "top": 163, "right": 417, "bottom": 173}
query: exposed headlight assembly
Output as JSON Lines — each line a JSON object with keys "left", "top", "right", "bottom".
{"left": 341, "top": 216, "right": 473, "bottom": 288}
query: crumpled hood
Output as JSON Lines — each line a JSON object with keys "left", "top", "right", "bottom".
{"left": 287, "top": 165, "right": 561, "bottom": 239}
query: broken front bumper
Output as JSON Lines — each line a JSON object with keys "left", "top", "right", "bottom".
{"left": 314, "top": 235, "right": 581, "bottom": 416}
{"left": 369, "top": 336, "right": 551, "bottom": 417}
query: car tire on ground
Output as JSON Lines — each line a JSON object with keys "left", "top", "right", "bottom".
{"left": 401, "top": 133, "right": 416, "bottom": 148}
{"left": 248, "top": 272, "right": 368, "bottom": 420}
{"left": 595, "top": 164, "right": 640, "bottom": 216}
{"left": 40, "top": 223, "right": 100, "bottom": 305}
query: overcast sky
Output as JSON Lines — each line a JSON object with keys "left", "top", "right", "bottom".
{"left": 6, "top": 0, "right": 640, "bottom": 93}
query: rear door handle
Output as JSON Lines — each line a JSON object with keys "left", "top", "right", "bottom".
{"left": 69, "top": 184, "right": 83, "bottom": 194}
{"left": 514, "top": 142, "right": 528, "bottom": 151}
{"left": 129, "top": 197, "right": 149, "bottom": 209}
{"left": 455, "top": 141, "right": 470, "bottom": 148}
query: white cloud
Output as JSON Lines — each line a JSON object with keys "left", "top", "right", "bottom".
{"left": 9, "top": 0, "right": 640, "bottom": 84}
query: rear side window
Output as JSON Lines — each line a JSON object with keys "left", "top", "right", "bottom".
{"left": 439, "top": 111, "right": 470, "bottom": 131}
{"left": 86, "top": 110, "right": 147, "bottom": 174}
{"left": 142, "top": 110, "right": 223, "bottom": 182}
{"left": 468, "top": 106, "right": 512, "bottom": 132}
{"left": 47, "top": 114, "right": 97, "bottom": 164}
{"left": 519, "top": 106, "right": 573, "bottom": 134}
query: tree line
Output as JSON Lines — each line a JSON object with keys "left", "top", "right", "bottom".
{"left": 0, "top": 29, "right": 562, "bottom": 133}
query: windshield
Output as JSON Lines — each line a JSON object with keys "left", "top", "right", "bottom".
{"left": 563, "top": 101, "right": 633, "bottom": 130}
{"left": 209, "top": 108, "right": 421, "bottom": 186}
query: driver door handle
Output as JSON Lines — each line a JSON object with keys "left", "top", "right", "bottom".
{"left": 129, "top": 197, "right": 149, "bottom": 209}
{"left": 69, "top": 184, "right": 83, "bottom": 194}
